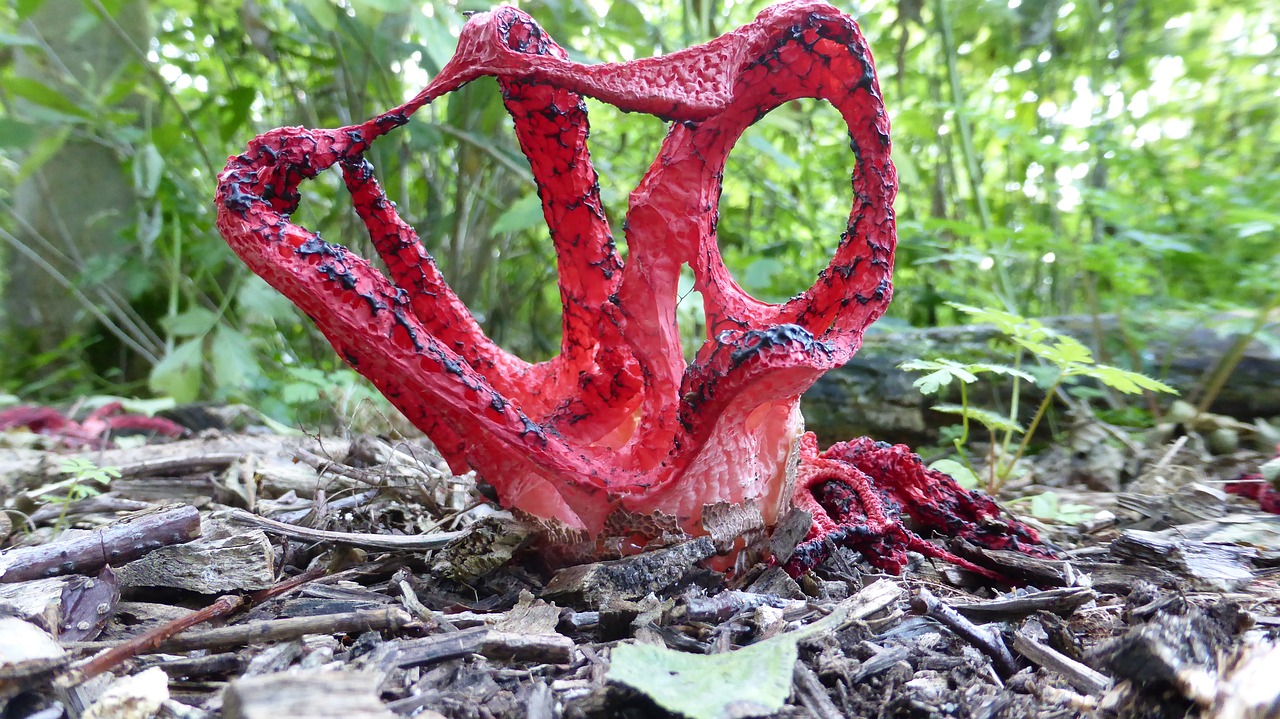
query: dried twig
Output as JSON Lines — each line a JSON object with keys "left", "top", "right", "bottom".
{"left": 57, "top": 564, "right": 327, "bottom": 686}
{"left": 221, "top": 508, "right": 465, "bottom": 550}
{"left": 912, "top": 587, "right": 1018, "bottom": 677}
{"left": 0, "top": 504, "right": 200, "bottom": 583}
{"left": 1009, "top": 631, "right": 1112, "bottom": 696}
{"left": 147, "top": 606, "right": 415, "bottom": 654}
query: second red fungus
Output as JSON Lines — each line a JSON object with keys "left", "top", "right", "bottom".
{"left": 215, "top": 1, "right": 1051, "bottom": 577}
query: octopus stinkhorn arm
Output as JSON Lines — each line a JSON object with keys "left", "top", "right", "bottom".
{"left": 215, "top": 1, "right": 1052, "bottom": 577}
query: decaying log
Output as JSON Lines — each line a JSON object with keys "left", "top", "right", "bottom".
{"left": 1109, "top": 528, "right": 1256, "bottom": 592}
{"left": 802, "top": 314, "right": 1280, "bottom": 445}
{"left": 0, "top": 504, "right": 200, "bottom": 583}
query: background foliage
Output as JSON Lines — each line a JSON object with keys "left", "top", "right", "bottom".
{"left": 1, "top": 0, "right": 1276, "bottom": 426}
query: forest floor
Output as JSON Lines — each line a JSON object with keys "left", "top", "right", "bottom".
{"left": 1, "top": 406, "right": 1278, "bottom": 719}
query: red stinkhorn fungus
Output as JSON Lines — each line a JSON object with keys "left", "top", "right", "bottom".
{"left": 215, "top": 1, "right": 1052, "bottom": 578}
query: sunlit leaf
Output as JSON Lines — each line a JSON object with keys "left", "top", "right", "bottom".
{"left": 1, "top": 77, "right": 91, "bottom": 118}
{"left": 929, "top": 458, "right": 979, "bottom": 489}
{"left": 161, "top": 308, "right": 218, "bottom": 338}
{"left": 210, "top": 325, "right": 262, "bottom": 391}
{"left": 932, "top": 404, "right": 1025, "bottom": 434}
{"left": 14, "top": 127, "right": 70, "bottom": 184}
{"left": 1068, "top": 365, "right": 1177, "bottom": 395}
{"left": 1014, "top": 334, "right": 1093, "bottom": 368}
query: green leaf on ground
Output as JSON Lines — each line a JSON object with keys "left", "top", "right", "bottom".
{"left": 608, "top": 604, "right": 850, "bottom": 719}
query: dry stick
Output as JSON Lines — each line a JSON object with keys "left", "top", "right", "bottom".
{"left": 1009, "top": 631, "right": 1112, "bottom": 696}
{"left": 221, "top": 508, "right": 466, "bottom": 550}
{"left": 57, "top": 564, "right": 328, "bottom": 687}
{"left": 152, "top": 606, "right": 415, "bottom": 653}
{"left": 911, "top": 587, "right": 1019, "bottom": 678}
{"left": 0, "top": 504, "right": 201, "bottom": 583}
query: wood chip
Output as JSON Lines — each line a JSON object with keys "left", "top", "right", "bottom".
{"left": 0, "top": 616, "right": 66, "bottom": 702}
{"left": 223, "top": 670, "right": 396, "bottom": 719}
{"left": 115, "top": 529, "right": 275, "bottom": 593}
{"left": 543, "top": 537, "right": 717, "bottom": 604}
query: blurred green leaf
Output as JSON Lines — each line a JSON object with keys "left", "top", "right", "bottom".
{"left": 210, "top": 325, "right": 261, "bottom": 391}
{"left": 161, "top": 308, "right": 218, "bottom": 338}
{"left": 148, "top": 338, "right": 205, "bottom": 403}
{"left": 14, "top": 126, "right": 70, "bottom": 184}
{"left": 932, "top": 404, "right": 1026, "bottom": 434}
{"left": 1, "top": 77, "right": 91, "bottom": 118}
{"left": 930, "top": 458, "right": 980, "bottom": 489}
{"left": 491, "top": 193, "right": 545, "bottom": 235}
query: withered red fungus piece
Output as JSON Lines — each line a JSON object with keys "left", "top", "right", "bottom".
{"left": 215, "top": 1, "right": 1051, "bottom": 577}
{"left": 0, "top": 402, "right": 186, "bottom": 449}
{"left": 1225, "top": 444, "right": 1280, "bottom": 514}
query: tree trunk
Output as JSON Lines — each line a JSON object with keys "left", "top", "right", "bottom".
{"left": 6, "top": 0, "right": 150, "bottom": 366}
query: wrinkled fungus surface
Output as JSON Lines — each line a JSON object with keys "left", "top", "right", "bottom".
{"left": 216, "top": 1, "right": 1051, "bottom": 577}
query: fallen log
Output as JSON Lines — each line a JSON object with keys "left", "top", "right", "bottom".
{"left": 801, "top": 313, "right": 1280, "bottom": 446}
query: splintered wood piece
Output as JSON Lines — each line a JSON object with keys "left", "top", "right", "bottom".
{"left": 0, "top": 504, "right": 201, "bottom": 583}
{"left": 223, "top": 670, "right": 396, "bottom": 719}
{"left": 543, "top": 538, "right": 717, "bottom": 605}
{"left": 1090, "top": 606, "right": 1236, "bottom": 705}
{"left": 0, "top": 616, "right": 67, "bottom": 702}
{"left": 1210, "top": 638, "right": 1280, "bottom": 719}
{"left": 1109, "top": 528, "right": 1256, "bottom": 592}
{"left": 951, "top": 539, "right": 1178, "bottom": 592}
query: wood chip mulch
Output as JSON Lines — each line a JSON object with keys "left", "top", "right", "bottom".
{"left": 2, "top": 427, "right": 1279, "bottom": 719}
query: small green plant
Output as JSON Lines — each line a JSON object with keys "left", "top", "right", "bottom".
{"left": 1009, "top": 491, "right": 1097, "bottom": 525}
{"left": 52, "top": 457, "right": 121, "bottom": 527}
{"left": 901, "top": 303, "right": 1177, "bottom": 492}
